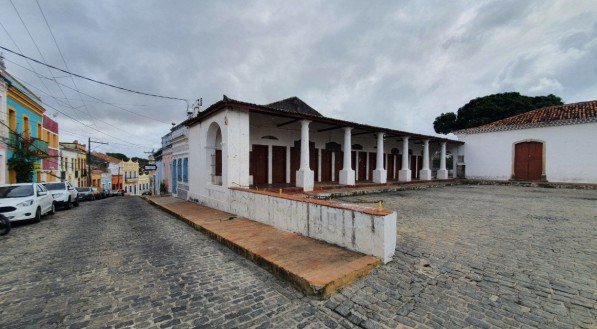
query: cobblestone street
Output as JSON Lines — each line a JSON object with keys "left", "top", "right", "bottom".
{"left": 1, "top": 186, "right": 596, "bottom": 328}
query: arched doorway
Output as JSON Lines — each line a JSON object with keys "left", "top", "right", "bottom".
{"left": 514, "top": 141, "right": 543, "bottom": 181}
{"left": 206, "top": 122, "right": 223, "bottom": 185}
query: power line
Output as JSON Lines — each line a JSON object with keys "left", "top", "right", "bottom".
{"left": 0, "top": 45, "right": 190, "bottom": 103}
{"left": 35, "top": 0, "right": 99, "bottom": 128}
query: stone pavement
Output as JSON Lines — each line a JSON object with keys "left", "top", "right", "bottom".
{"left": 1, "top": 186, "right": 595, "bottom": 328}
{"left": 144, "top": 196, "right": 380, "bottom": 298}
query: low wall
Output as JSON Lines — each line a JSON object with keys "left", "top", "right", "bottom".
{"left": 228, "top": 188, "right": 396, "bottom": 263}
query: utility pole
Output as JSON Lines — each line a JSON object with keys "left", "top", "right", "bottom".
{"left": 87, "top": 138, "right": 108, "bottom": 187}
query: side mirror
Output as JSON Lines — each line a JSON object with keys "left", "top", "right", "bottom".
{"left": 38, "top": 191, "right": 47, "bottom": 196}
{"left": 68, "top": 187, "right": 74, "bottom": 190}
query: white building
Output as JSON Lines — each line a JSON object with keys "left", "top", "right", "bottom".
{"left": 456, "top": 100, "right": 597, "bottom": 183}
{"left": 169, "top": 123, "right": 189, "bottom": 199}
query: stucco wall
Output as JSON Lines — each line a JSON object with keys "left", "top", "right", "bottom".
{"left": 457, "top": 122, "right": 597, "bottom": 183}
{"left": 227, "top": 188, "right": 396, "bottom": 263}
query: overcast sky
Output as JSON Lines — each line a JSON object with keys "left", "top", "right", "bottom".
{"left": 1, "top": 0, "right": 595, "bottom": 157}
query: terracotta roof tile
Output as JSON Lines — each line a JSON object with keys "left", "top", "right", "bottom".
{"left": 459, "top": 100, "right": 597, "bottom": 134}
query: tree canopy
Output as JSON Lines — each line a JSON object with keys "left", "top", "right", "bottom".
{"left": 433, "top": 92, "right": 563, "bottom": 134}
{"left": 106, "top": 152, "right": 129, "bottom": 162}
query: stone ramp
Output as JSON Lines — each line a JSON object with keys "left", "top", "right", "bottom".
{"left": 144, "top": 196, "right": 380, "bottom": 298}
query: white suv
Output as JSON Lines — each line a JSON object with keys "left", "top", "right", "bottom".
{"left": 0, "top": 183, "right": 55, "bottom": 222}
{"left": 44, "top": 182, "right": 79, "bottom": 209}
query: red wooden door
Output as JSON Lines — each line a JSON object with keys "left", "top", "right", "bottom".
{"left": 334, "top": 151, "right": 343, "bottom": 181}
{"left": 272, "top": 146, "right": 286, "bottom": 184}
{"left": 320, "top": 150, "right": 332, "bottom": 182}
{"left": 514, "top": 142, "right": 543, "bottom": 181}
{"left": 387, "top": 154, "right": 395, "bottom": 180}
{"left": 358, "top": 152, "right": 367, "bottom": 181}
{"left": 290, "top": 147, "right": 300, "bottom": 184}
{"left": 368, "top": 153, "right": 376, "bottom": 181}
{"left": 250, "top": 145, "right": 268, "bottom": 185}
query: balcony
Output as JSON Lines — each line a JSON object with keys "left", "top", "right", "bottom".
{"left": 125, "top": 177, "right": 139, "bottom": 183}
{"left": 8, "top": 132, "right": 48, "bottom": 153}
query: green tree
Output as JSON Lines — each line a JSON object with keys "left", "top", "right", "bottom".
{"left": 433, "top": 92, "right": 563, "bottom": 134}
{"left": 106, "top": 152, "right": 129, "bottom": 162}
{"left": 7, "top": 133, "right": 48, "bottom": 183}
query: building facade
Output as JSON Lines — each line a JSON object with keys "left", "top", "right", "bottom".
{"left": 456, "top": 100, "right": 597, "bottom": 183}
{"left": 0, "top": 73, "right": 8, "bottom": 184}
{"left": 60, "top": 141, "right": 87, "bottom": 187}
{"left": 2, "top": 68, "right": 47, "bottom": 183}
{"left": 41, "top": 115, "right": 60, "bottom": 182}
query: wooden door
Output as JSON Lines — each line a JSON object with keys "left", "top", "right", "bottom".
{"left": 514, "top": 142, "right": 543, "bottom": 181}
{"left": 368, "top": 153, "right": 376, "bottom": 181}
{"left": 334, "top": 151, "right": 343, "bottom": 181}
{"left": 358, "top": 152, "right": 367, "bottom": 181}
{"left": 387, "top": 154, "right": 395, "bottom": 180}
{"left": 271, "top": 146, "right": 286, "bottom": 184}
{"left": 410, "top": 155, "right": 417, "bottom": 179}
{"left": 310, "top": 148, "right": 319, "bottom": 181}
{"left": 250, "top": 145, "right": 268, "bottom": 185}
{"left": 215, "top": 149, "right": 222, "bottom": 176}
{"left": 320, "top": 149, "right": 332, "bottom": 182}
{"left": 290, "top": 147, "right": 300, "bottom": 184}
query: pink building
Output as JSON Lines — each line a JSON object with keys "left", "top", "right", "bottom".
{"left": 42, "top": 115, "right": 60, "bottom": 182}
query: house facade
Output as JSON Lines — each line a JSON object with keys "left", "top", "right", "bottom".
{"left": 41, "top": 114, "right": 60, "bottom": 182}
{"left": 59, "top": 141, "right": 88, "bottom": 187}
{"left": 0, "top": 74, "right": 8, "bottom": 184}
{"left": 169, "top": 124, "right": 189, "bottom": 199}
{"left": 456, "top": 100, "right": 597, "bottom": 184}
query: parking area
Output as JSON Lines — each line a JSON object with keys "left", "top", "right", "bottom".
{"left": 329, "top": 185, "right": 597, "bottom": 328}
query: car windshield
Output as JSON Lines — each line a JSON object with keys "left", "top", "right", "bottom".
{"left": 44, "top": 183, "right": 66, "bottom": 191}
{"left": 76, "top": 187, "right": 91, "bottom": 192}
{"left": 0, "top": 185, "right": 34, "bottom": 198}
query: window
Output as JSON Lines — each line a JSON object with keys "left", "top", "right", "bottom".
{"left": 37, "top": 123, "right": 42, "bottom": 139}
{"left": 23, "top": 115, "right": 30, "bottom": 137}
{"left": 177, "top": 159, "right": 183, "bottom": 182}
{"left": 8, "top": 108, "right": 16, "bottom": 131}
{"left": 183, "top": 158, "right": 188, "bottom": 182}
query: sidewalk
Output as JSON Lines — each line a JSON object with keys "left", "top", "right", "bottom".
{"left": 144, "top": 196, "right": 380, "bottom": 298}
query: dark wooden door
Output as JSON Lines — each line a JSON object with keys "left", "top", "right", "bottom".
{"left": 321, "top": 149, "right": 332, "bottom": 182}
{"left": 351, "top": 151, "right": 356, "bottom": 171}
{"left": 358, "top": 152, "right": 367, "bottom": 181}
{"left": 272, "top": 146, "right": 286, "bottom": 184}
{"left": 387, "top": 154, "right": 395, "bottom": 180}
{"left": 215, "top": 149, "right": 222, "bottom": 176}
{"left": 368, "top": 153, "right": 376, "bottom": 181}
{"left": 250, "top": 145, "right": 268, "bottom": 185}
{"left": 410, "top": 155, "right": 422, "bottom": 179}
{"left": 310, "top": 148, "right": 319, "bottom": 181}
{"left": 514, "top": 142, "right": 543, "bottom": 181}
{"left": 290, "top": 147, "right": 300, "bottom": 184}
{"left": 334, "top": 151, "right": 343, "bottom": 181}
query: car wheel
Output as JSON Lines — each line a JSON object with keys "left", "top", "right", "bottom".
{"left": 33, "top": 207, "right": 41, "bottom": 223}
{"left": 74, "top": 199, "right": 79, "bottom": 207}
{"left": 0, "top": 215, "right": 10, "bottom": 236}
{"left": 67, "top": 197, "right": 74, "bottom": 209}
{"left": 49, "top": 202, "right": 56, "bottom": 215}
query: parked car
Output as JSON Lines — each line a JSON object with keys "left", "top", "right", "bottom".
{"left": 43, "top": 182, "right": 78, "bottom": 209}
{"left": 110, "top": 189, "right": 124, "bottom": 196}
{"left": 76, "top": 187, "right": 95, "bottom": 201}
{"left": 0, "top": 183, "right": 55, "bottom": 222}
{"left": 101, "top": 189, "right": 111, "bottom": 198}
{"left": 91, "top": 187, "right": 102, "bottom": 199}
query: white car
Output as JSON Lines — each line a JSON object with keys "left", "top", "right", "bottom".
{"left": 43, "top": 182, "right": 79, "bottom": 209}
{"left": 0, "top": 183, "right": 55, "bottom": 222}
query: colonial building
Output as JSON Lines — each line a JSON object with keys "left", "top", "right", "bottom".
{"left": 456, "top": 100, "right": 597, "bottom": 183}
{"left": 1, "top": 68, "right": 48, "bottom": 183}
{"left": 180, "top": 96, "right": 460, "bottom": 204}
{"left": 59, "top": 141, "right": 87, "bottom": 187}
{"left": 41, "top": 114, "right": 60, "bottom": 182}
{"left": 0, "top": 72, "right": 8, "bottom": 184}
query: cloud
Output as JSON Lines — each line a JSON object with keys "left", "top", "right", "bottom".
{"left": 0, "top": 0, "right": 595, "bottom": 156}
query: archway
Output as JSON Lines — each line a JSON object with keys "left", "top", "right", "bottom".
{"left": 206, "top": 122, "right": 223, "bottom": 185}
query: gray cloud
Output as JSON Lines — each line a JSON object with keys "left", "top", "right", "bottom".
{"left": 1, "top": 0, "right": 595, "bottom": 156}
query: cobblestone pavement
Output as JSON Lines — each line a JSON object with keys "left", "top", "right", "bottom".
{"left": 1, "top": 186, "right": 596, "bottom": 328}
{"left": 333, "top": 185, "right": 597, "bottom": 328}
{"left": 0, "top": 197, "right": 348, "bottom": 328}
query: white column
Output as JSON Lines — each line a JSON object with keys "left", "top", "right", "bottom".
{"left": 420, "top": 139, "right": 431, "bottom": 180}
{"left": 296, "top": 120, "right": 314, "bottom": 191}
{"left": 398, "top": 136, "right": 411, "bottom": 182}
{"left": 373, "top": 132, "right": 387, "bottom": 183}
{"left": 267, "top": 144, "right": 273, "bottom": 184}
{"left": 285, "top": 146, "right": 291, "bottom": 183}
{"left": 339, "top": 127, "right": 355, "bottom": 185}
{"left": 437, "top": 142, "right": 448, "bottom": 179}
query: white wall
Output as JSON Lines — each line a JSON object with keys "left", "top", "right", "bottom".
{"left": 457, "top": 122, "right": 597, "bottom": 183}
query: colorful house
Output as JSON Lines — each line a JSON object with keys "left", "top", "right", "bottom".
{"left": 41, "top": 115, "right": 60, "bottom": 182}
{"left": 0, "top": 73, "right": 8, "bottom": 184}
{"left": 1, "top": 68, "right": 48, "bottom": 183}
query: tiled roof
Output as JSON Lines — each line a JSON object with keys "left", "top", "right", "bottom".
{"left": 267, "top": 97, "right": 323, "bottom": 117}
{"left": 458, "top": 100, "right": 597, "bottom": 134}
